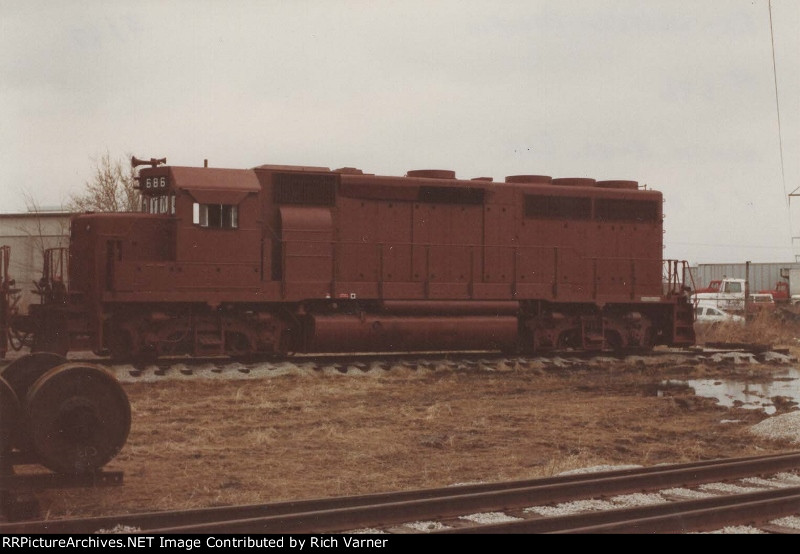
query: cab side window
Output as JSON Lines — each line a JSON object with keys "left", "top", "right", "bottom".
{"left": 192, "top": 203, "right": 238, "bottom": 229}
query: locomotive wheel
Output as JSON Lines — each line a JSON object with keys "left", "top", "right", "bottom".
{"left": 224, "top": 331, "right": 252, "bottom": 357}
{"left": 25, "top": 363, "right": 131, "bottom": 474}
{"left": 604, "top": 330, "right": 624, "bottom": 352}
{"left": 0, "top": 352, "right": 68, "bottom": 400}
{"left": 0, "top": 376, "right": 21, "bottom": 455}
{"left": 557, "top": 329, "right": 582, "bottom": 350}
{"left": 157, "top": 329, "right": 192, "bottom": 357}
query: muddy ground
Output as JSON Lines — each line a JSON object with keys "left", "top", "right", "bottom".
{"left": 15, "top": 346, "right": 800, "bottom": 522}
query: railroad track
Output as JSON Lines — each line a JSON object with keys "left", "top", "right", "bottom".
{"left": 3, "top": 452, "right": 800, "bottom": 534}
{"left": 99, "top": 346, "right": 798, "bottom": 384}
{"left": 1, "top": 343, "right": 789, "bottom": 385}
{"left": 0, "top": 343, "right": 796, "bottom": 388}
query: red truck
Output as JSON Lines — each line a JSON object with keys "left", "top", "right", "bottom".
{"left": 695, "top": 279, "right": 722, "bottom": 294}
{"left": 759, "top": 281, "right": 790, "bottom": 303}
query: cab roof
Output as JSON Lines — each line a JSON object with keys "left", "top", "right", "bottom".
{"left": 167, "top": 166, "right": 260, "bottom": 204}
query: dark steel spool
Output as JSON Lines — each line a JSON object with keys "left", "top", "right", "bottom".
{"left": 24, "top": 363, "right": 130, "bottom": 474}
{"left": 0, "top": 376, "right": 20, "bottom": 455}
{"left": 0, "top": 352, "right": 68, "bottom": 401}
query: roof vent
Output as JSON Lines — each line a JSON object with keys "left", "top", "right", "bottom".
{"left": 333, "top": 167, "right": 364, "bottom": 175}
{"left": 551, "top": 178, "right": 596, "bottom": 187}
{"left": 505, "top": 175, "right": 552, "bottom": 184}
{"left": 595, "top": 180, "right": 639, "bottom": 190}
{"left": 406, "top": 169, "right": 456, "bottom": 179}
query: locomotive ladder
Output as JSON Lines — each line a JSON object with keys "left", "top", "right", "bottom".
{"left": 664, "top": 260, "right": 696, "bottom": 347}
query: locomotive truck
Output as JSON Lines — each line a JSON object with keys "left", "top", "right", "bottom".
{"left": 1, "top": 158, "right": 695, "bottom": 362}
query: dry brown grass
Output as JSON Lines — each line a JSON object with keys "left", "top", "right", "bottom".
{"left": 24, "top": 352, "right": 798, "bottom": 521}
{"left": 695, "top": 308, "right": 800, "bottom": 356}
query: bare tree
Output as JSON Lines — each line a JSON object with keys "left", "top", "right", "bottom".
{"left": 18, "top": 192, "right": 69, "bottom": 267}
{"left": 68, "top": 151, "right": 139, "bottom": 212}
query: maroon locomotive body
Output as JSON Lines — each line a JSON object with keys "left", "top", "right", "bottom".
{"left": 6, "top": 160, "right": 695, "bottom": 360}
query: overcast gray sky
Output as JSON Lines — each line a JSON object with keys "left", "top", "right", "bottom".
{"left": 1, "top": 0, "right": 798, "bottom": 265}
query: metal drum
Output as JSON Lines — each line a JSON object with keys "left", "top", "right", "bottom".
{"left": 24, "top": 363, "right": 131, "bottom": 474}
{"left": 1, "top": 352, "right": 68, "bottom": 400}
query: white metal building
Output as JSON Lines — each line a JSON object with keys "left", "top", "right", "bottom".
{"left": 0, "top": 211, "right": 72, "bottom": 310}
{"left": 689, "top": 262, "right": 800, "bottom": 294}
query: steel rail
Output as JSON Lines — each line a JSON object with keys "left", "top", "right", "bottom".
{"left": 2, "top": 342, "right": 780, "bottom": 374}
{"left": 3, "top": 451, "right": 799, "bottom": 534}
{"left": 438, "top": 487, "right": 800, "bottom": 534}
{"left": 146, "top": 453, "right": 800, "bottom": 534}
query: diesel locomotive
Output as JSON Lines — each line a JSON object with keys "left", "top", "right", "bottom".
{"left": 2, "top": 158, "right": 695, "bottom": 362}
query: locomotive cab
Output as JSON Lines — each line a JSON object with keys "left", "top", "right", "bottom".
{"left": 95, "top": 164, "right": 264, "bottom": 358}
{"left": 134, "top": 164, "right": 261, "bottom": 269}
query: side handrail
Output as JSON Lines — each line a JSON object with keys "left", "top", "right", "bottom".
{"left": 35, "top": 247, "right": 69, "bottom": 304}
{"left": 662, "top": 259, "right": 694, "bottom": 298}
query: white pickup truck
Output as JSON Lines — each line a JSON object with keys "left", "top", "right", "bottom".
{"left": 692, "top": 277, "right": 746, "bottom": 313}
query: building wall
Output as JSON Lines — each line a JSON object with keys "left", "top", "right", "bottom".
{"left": 0, "top": 212, "right": 71, "bottom": 310}
{"left": 689, "top": 262, "right": 800, "bottom": 294}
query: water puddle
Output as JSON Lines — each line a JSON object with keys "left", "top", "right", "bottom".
{"left": 664, "top": 368, "right": 800, "bottom": 414}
